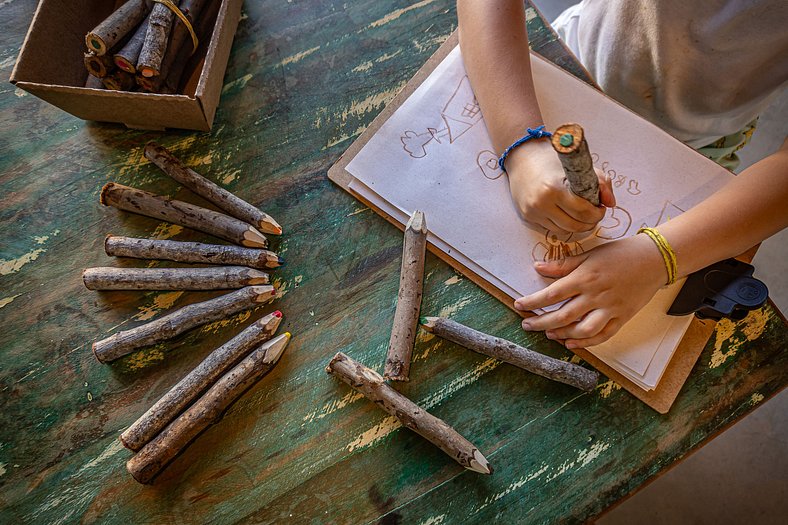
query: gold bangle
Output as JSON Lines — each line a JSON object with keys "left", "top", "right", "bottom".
{"left": 637, "top": 227, "right": 678, "bottom": 285}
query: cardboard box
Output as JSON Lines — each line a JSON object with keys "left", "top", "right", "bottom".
{"left": 10, "top": 0, "right": 243, "bottom": 131}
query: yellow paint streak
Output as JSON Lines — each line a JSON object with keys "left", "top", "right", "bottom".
{"left": 134, "top": 291, "right": 184, "bottom": 321}
{"left": 750, "top": 392, "right": 764, "bottom": 405}
{"left": 200, "top": 310, "right": 252, "bottom": 334}
{"left": 303, "top": 390, "right": 364, "bottom": 424}
{"left": 597, "top": 380, "right": 621, "bottom": 398}
{"left": 222, "top": 169, "right": 241, "bottom": 185}
{"left": 710, "top": 308, "right": 771, "bottom": 368}
{"left": 0, "top": 462, "right": 5, "bottom": 477}
{"left": 33, "top": 235, "right": 49, "bottom": 244}
{"left": 437, "top": 296, "right": 473, "bottom": 318}
{"left": 0, "top": 248, "right": 45, "bottom": 275}
{"left": 413, "top": 33, "right": 451, "bottom": 53}
{"left": 222, "top": 73, "right": 253, "bottom": 94}
{"left": 346, "top": 416, "right": 401, "bottom": 452}
{"left": 346, "top": 207, "right": 370, "bottom": 217}
{"left": 342, "top": 83, "right": 405, "bottom": 121}
{"left": 365, "top": 0, "right": 436, "bottom": 29}
{"left": 126, "top": 348, "right": 165, "bottom": 371}
{"left": 151, "top": 223, "right": 183, "bottom": 240}
{"left": 280, "top": 45, "right": 320, "bottom": 66}
{"left": 0, "top": 294, "right": 21, "bottom": 309}
{"left": 352, "top": 60, "right": 373, "bottom": 73}
{"left": 443, "top": 275, "right": 462, "bottom": 286}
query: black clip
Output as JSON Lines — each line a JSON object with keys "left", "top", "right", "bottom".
{"left": 667, "top": 259, "right": 768, "bottom": 321}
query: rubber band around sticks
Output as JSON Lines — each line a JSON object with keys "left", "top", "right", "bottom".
{"left": 153, "top": 0, "right": 199, "bottom": 55}
{"left": 497, "top": 125, "right": 553, "bottom": 173}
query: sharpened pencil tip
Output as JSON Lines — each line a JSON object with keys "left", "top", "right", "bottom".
{"left": 274, "top": 310, "right": 282, "bottom": 318}
{"left": 468, "top": 449, "right": 492, "bottom": 474}
{"left": 261, "top": 333, "right": 291, "bottom": 364}
{"left": 420, "top": 317, "right": 437, "bottom": 331}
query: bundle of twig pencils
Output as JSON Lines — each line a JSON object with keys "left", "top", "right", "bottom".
{"left": 83, "top": 0, "right": 220, "bottom": 93}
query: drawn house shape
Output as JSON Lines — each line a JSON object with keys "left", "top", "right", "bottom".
{"left": 532, "top": 230, "right": 585, "bottom": 262}
{"left": 440, "top": 75, "right": 483, "bottom": 143}
{"left": 641, "top": 200, "right": 686, "bottom": 229}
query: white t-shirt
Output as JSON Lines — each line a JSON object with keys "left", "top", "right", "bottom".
{"left": 552, "top": 0, "right": 788, "bottom": 147}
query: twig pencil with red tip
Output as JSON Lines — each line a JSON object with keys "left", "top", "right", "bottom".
{"left": 551, "top": 123, "right": 601, "bottom": 206}
{"left": 127, "top": 332, "right": 292, "bottom": 484}
{"left": 121, "top": 311, "right": 284, "bottom": 451}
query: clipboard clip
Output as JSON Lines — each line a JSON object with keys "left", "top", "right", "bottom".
{"left": 667, "top": 259, "right": 768, "bottom": 321}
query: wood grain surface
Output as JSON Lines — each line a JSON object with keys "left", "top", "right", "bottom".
{"left": 0, "top": 1, "right": 785, "bottom": 523}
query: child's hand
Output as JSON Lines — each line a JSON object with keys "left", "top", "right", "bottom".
{"left": 506, "top": 140, "right": 616, "bottom": 234}
{"left": 514, "top": 234, "right": 667, "bottom": 348}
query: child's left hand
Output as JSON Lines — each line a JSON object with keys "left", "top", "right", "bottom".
{"left": 514, "top": 234, "right": 668, "bottom": 348}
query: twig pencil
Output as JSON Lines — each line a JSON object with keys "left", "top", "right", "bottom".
{"left": 104, "top": 236, "right": 284, "bottom": 269}
{"left": 121, "top": 311, "right": 283, "bottom": 451}
{"left": 144, "top": 142, "right": 282, "bottom": 235}
{"left": 100, "top": 183, "right": 268, "bottom": 248}
{"left": 137, "top": 0, "right": 181, "bottom": 78}
{"left": 127, "top": 332, "right": 291, "bottom": 484}
{"left": 84, "top": 52, "right": 115, "bottom": 78}
{"left": 86, "top": 0, "right": 151, "bottom": 56}
{"left": 550, "top": 123, "right": 600, "bottom": 206}
{"left": 102, "top": 70, "right": 136, "bottom": 91}
{"left": 82, "top": 266, "right": 269, "bottom": 291}
{"left": 384, "top": 210, "right": 427, "bottom": 381}
{"left": 326, "top": 352, "right": 492, "bottom": 474}
{"left": 114, "top": 13, "right": 151, "bottom": 74}
{"left": 92, "top": 285, "right": 276, "bottom": 363}
{"left": 420, "top": 317, "right": 599, "bottom": 392}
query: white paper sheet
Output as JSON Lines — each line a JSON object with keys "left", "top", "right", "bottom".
{"left": 344, "top": 45, "right": 733, "bottom": 390}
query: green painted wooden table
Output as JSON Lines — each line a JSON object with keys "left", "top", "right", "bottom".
{"left": 1, "top": 1, "right": 786, "bottom": 523}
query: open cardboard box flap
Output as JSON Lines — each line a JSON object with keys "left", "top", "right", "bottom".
{"left": 10, "top": 0, "right": 242, "bottom": 131}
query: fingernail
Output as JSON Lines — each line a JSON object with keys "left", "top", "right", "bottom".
{"left": 522, "top": 321, "right": 532, "bottom": 330}
{"left": 565, "top": 342, "right": 577, "bottom": 349}
{"left": 545, "top": 331, "right": 555, "bottom": 339}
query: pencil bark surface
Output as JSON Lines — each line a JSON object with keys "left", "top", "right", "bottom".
{"left": 551, "top": 123, "right": 600, "bottom": 206}
{"left": 144, "top": 142, "right": 282, "bottom": 234}
{"left": 101, "top": 70, "right": 135, "bottom": 91}
{"left": 384, "top": 211, "right": 427, "bottom": 381}
{"left": 85, "top": 0, "right": 151, "bottom": 55}
{"left": 326, "top": 352, "right": 492, "bottom": 474}
{"left": 114, "top": 14, "right": 151, "bottom": 73}
{"left": 161, "top": 0, "right": 222, "bottom": 93}
{"left": 104, "top": 236, "right": 283, "bottom": 269}
{"left": 82, "top": 266, "right": 269, "bottom": 291}
{"left": 100, "top": 183, "right": 268, "bottom": 248}
{"left": 121, "top": 312, "right": 283, "bottom": 451}
{"left": 127, "top": 333, "right": 291, "bottom": 483}
{"left": 92, "top": 285, "right": 276, "bottom": 363}
{"left": 84, "top": 52, "right": 115, "bottom": 78}
{"left": 137, "top": 0, "right": 181, "bottom": 77}
{"left": 422, "top": 317, "right": 599, "bottom": 392}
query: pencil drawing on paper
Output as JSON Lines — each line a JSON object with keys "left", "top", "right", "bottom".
{"left": 477, "top": 150, "right": 503, "bottom": 180}
{"left": 642, "top": 200, "right": 685, "bottom": 229}
{"left": 532, "top": 230, "right": 585, "bottom": 262}
{"left": 401, "top": 75, "right": 483, "bottom": 158}
{"left": 595, "top": 206, "right": 632, "bottom": 240}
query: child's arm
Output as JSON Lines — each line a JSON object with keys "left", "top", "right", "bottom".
{"left": 515, "top": 140, "right": 788, "bottom": 348}
{"left": 457, "top": 0, "right": 614, "bottom": 234}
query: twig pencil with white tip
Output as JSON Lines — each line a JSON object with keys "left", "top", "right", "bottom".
{"left": 92, "top": 285, "right": 277, "bottom": 363}
{"left": 104, "top": 236, "right": 284, "bottom": 269}
{"left": 144, "top": 142, "right": 282, "bottom": 235}
{"left": 551, "top": 123, "right": 600, "bottom": 206}
{"left": 82, "top": 266, "right": 269, "bottom": 291}
{"left": 421, "top": 317, "right": 599, "bottom": 392}
{"left": 327, "top": 352, "right": 492, "bottom": 475}
{"left": 121, "top": 311, "right": 283, "bottom": 451}
{"left": 101, "top": 183, "right": 268, "bottom": 248}
{"left": 384, "top": 210, "right": 427, "bottom": 381}
{"left": 127, "top": 332, "right": 292, "bottom": 484}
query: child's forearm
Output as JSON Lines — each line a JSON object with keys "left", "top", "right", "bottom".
{"left": 659, "top": 141, "right": 788, "bottom": 278}
{"left": 457, "top": 0, "right": 543, "bottom": 153}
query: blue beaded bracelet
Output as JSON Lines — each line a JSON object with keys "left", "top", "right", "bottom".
{"left": 497, "top": 125, "right": 553, "bottom": 173}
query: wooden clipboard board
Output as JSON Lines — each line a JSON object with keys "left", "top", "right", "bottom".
{"left": 328, "top": 31, "right": 720, "bottom": 414}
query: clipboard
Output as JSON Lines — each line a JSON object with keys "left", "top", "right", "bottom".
{"left": 328, "top": 31, "right": 721, "bottom": 414}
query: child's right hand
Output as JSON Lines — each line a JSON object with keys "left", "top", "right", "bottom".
{"left": 505, "top": 140, "right": 615, "bottom": 233}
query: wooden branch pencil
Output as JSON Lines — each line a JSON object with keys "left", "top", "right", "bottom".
{"left": 82, "top": 266, "right": 269, "bottom": 291}
{"left": 127, "top": 332, "right": 292, "bottom": 484}
{"left": 102, "top": 70, "right": 135, "bottom": 91}
{"left": 384, "top": 210, "right": 427, "bottom": 381}
{"left": 121, "top": 311, "right": 283, "bottom": 451}
{"left": 93, "top": 285, "right": 276, "bottom": 363}
{"left": 137, "top": 0, "right": 181, "bottom": 78}
{"left": 104, "top": 236, "right": 284, "bottom": 269}
{"left": 421, "top": 317, "right": 599, "bottom": 392}
{"left": 326, "top": 352, "right": 492, "bottom": 475}
{"left": 86, "top": 0, "right": 151, "bottom": 56}
{"left": 100, "top": 182, "right": 268, "bottom": 248}
{"left": 114, "top": 13, "right": 151, "bottom": 74}
{"left": 550, "top": 123, "right": 600, "bottom": 206}
{"left": 144, "top": 142, "right": 282, "bottom": 235}
{"left": 84, "top": 52, "right": 115, "bottom": 78}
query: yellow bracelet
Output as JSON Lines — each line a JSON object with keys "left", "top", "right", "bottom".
{"left": 637, "top": 227, "right": 678, "bottom": 285}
